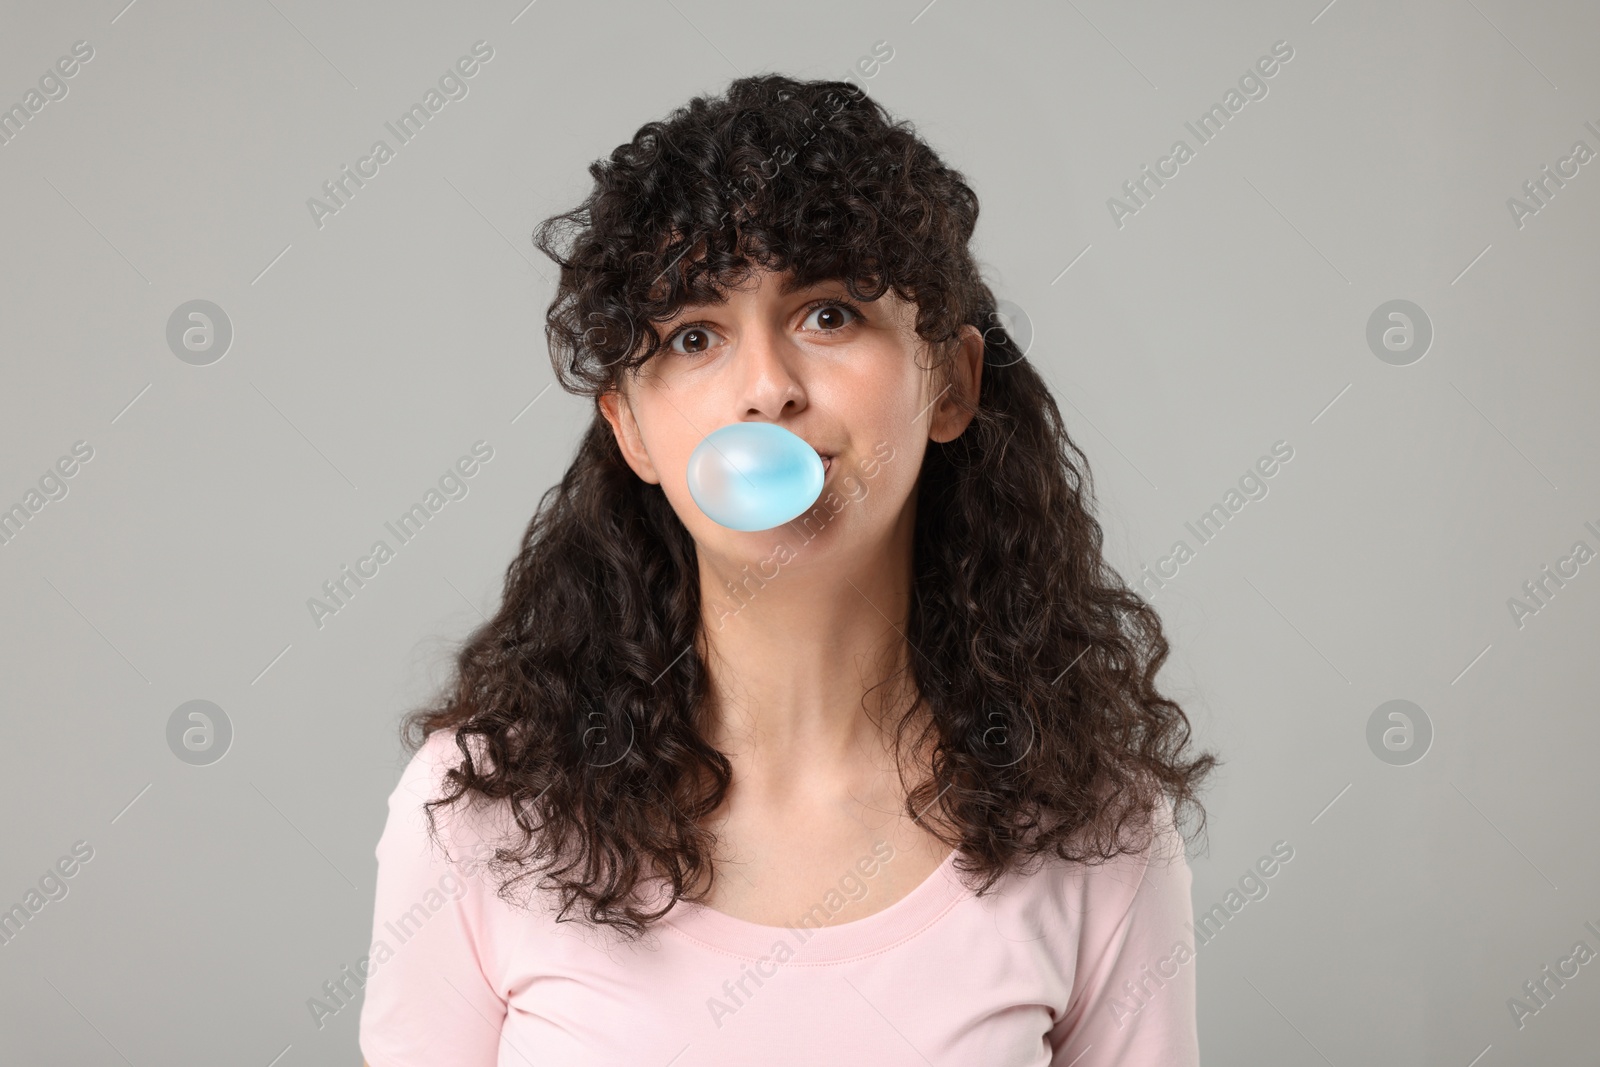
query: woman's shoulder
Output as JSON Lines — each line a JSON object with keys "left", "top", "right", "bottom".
{"left": 387, "top": 727, "right": 476, "bottom": 812}
{"left": 379, "top": 727, "right": 515, "bottom": 874}
{"left": 1004, "top": 792, "right": 1192, "bottom": 936}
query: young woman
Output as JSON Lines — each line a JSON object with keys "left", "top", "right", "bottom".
{"left": 358, "top": 74, "right": 1218, "bottom": 1066}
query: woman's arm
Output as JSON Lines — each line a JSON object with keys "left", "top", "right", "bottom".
{"left": 1048, "top": 816, "right": 1201, "bottom": 1065}
{"left": 358, "top": 731, "right": 508, "bottom": 1066}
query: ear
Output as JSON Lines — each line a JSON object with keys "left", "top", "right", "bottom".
{"left": 597, "top": 388, "right": 662, "bottom": 485}
{"left": 928, "top": 323, "right": 984, "bottom": 445}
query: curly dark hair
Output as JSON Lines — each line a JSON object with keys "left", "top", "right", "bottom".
{"left": 400, "top": 72, "right": 1220, "bottom": 941}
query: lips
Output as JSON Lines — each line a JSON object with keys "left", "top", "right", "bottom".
{"left": 815, "top": 451, "right": 834, "bottom": 475}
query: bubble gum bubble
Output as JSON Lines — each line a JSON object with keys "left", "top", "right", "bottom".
{"left": 686, "top": 422, "right": 824, "bottom": 531}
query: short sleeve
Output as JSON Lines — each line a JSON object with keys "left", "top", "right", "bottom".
{"left": 1048, "top": 803, "right": 1200, "bottom": 1066}
{"left": 359, "top": 730, "right": 508, "bottom": 1067}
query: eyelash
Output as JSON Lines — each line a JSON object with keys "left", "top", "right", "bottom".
{"left": 664, "top": 298, "right": 864, "bottom": 356}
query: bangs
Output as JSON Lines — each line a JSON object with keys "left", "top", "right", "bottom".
{"left": 535, "top": 74, "right": 981, "bottom": 393}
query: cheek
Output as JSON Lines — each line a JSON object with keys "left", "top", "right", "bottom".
{"left": 651, "top": 442, "right": 706, "bottom": 531}
{"left": 628, "top": 389, "right": 699, "bottom": 481}
{"left": 829, "top": 358, "right": 929, "bottom": 429}
{"left": 857, "top": 442, "right": 922, "bottom": 505}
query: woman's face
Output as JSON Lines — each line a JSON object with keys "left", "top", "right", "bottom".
{"left": 598, "top": 267, "right": 982, "bottom": 573}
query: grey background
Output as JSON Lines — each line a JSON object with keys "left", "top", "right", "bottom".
{"left": 2, "top": 0, "right": 1596, "bottom": 1064}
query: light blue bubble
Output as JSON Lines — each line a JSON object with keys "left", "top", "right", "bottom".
{"left": 687, "top": 423, "right": 824, "bottom": 531}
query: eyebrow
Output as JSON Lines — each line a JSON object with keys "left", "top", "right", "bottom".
{"left": 777, "top": 274, "right": 849, "bottom": 297}
{"left": 666, "top": 275, "right": 856, "bottom": 317}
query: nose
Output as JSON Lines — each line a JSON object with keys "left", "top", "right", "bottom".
{"left": 732, "top": 317, "right": 807, "bottom": 421}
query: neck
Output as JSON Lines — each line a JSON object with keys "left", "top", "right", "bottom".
{"left": 695, "top": 509, "right": 921, "bottom": 794}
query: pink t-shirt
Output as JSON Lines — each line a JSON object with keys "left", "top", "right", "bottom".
{"left": 358, "top": 729, "right": 1201, "bottom": 1066}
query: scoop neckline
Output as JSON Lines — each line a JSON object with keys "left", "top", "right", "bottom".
{"left": 659, "top": 847, "right": 969, "bottom": 962}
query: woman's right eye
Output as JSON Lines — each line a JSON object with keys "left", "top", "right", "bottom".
{"left": 668, "top": 325, "right": 722, "bottom": 356}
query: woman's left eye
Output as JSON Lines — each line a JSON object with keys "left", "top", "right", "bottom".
{"left": 802, "top": 303, "right": 859, "bottom": 332}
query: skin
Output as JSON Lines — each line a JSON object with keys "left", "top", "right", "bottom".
{"left": 596, "top": 266, "right": 984, "bottom": 924}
